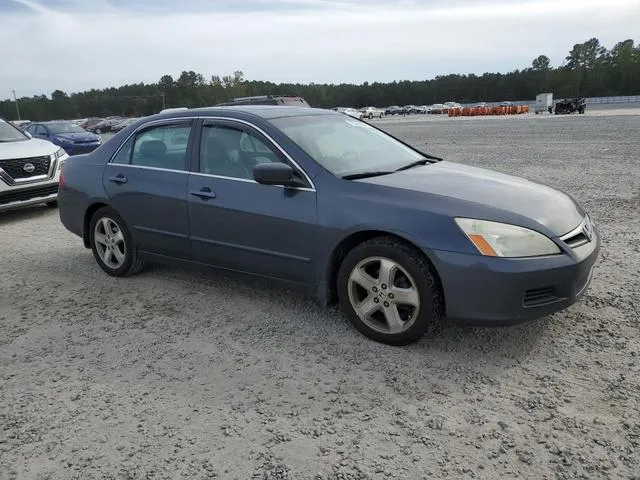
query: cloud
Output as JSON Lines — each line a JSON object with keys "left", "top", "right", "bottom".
{"left": 1, "top": 0, "right": 639, "bottom": 98}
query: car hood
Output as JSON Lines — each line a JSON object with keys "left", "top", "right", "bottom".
{"left": 358, "top": 161, "right": 585, "bottom": 236}
{"left": 0, "top": 138, "right": 57, "bottom": 160}
{"left": 56, "top": 132, "right": 99, "bottom": 142}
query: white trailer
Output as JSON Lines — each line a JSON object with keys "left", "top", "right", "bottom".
{"left": 535, "top": 93, "right": 553, "bottom": 114}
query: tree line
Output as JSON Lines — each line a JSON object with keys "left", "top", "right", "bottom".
{"left": 2, "top": 37, "right": 638, "bottom": 122}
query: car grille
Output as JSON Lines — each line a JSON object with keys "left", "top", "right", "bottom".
{"left": 0, "top": 156, "right": 51, "bottom": 181}
{"left": 523, "top": 286, "right": 557, "bottom": 307}
{"left": 562, "top": 230, "right": 589, "bottom": 248}
{"left": 561, "top": 215, "right": 594, "bottom": 249}
{"left": 0, "top": 184, "right": 58, "bottom": 206}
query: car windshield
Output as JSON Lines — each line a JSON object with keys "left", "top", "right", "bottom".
{"left": 270, "top": 114, "right": 426, "bottom": 177}
{"left": 46, "top": 122, "right": 86, "bottom": 134}
{"left": 0, "top": 119, "right": 28, "bottom": 142}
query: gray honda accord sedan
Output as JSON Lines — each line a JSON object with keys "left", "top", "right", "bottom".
{"left": 58, "top": 106, "right": 599, "bottom": 345}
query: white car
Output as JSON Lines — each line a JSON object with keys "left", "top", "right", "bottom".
{"left": 0, "top": 117, "right": 69, "bottom": 212}
{"left": 332, "top": 107, "right": 364, "bottom": 119}
{"left": 442, "top": 101, "right": 462, "bottom": 112}
{"left": 359, "top": 107, "right": 385, "bottom": 119}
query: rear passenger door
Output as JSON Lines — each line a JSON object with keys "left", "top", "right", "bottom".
{"left": 103, "top": 119, "right": 194, "bottom": 258}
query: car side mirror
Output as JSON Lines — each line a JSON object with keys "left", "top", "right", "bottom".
{"left": 253, "top": 162, "right": 306, "bottom": 188}
{"left": 24, "top": 131, "right": 32, "bottom": 138}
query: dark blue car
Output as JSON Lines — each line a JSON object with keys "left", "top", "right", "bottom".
{"left": 57, "top": 106, "right": 599, "bottom": 345}
{"left": 26, "top": 121, "right": 101, "bottom": 156}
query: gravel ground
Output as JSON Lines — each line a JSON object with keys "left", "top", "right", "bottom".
{"left": 1, "top": 108, "right": 639, "bottom": 480}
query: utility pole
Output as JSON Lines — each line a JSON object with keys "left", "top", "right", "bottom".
{"left": 12, "top": 89, "right": 21, "bottom": 120}
{"left": 161, "top": 92, "right": 166, "bottom": 109}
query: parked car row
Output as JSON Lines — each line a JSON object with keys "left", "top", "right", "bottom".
{"left": 382, "top": 101, "right": 521, "bottom": 115}
{"left": 385, "top": 102, "right": 461, "bottom": 115}
{"left": 80, "top": 116, "right": 142, "bottom": 134}
{"left": 330, "top": 106, "right": 386, "bottom": 120}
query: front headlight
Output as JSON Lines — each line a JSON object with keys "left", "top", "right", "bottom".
{"left": 455, "top": 218, "right": 561, "bottom": 257}
{"left": 54, "top": 147, "right": 67, "bottom": 169}
{"left": 54, "top": 147, "right": 67, "bottom": 160}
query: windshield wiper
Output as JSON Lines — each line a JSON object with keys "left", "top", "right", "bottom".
{"left": 342, "top": 157, "right": 436, "bottom": 180}
{"left": 342, "top": 171, "right": 394, "bottom": 180}
{"left": 394, "top": 159, "right": 430, "bottom": 172}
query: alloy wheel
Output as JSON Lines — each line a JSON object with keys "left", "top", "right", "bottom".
{"left": 347, "top": 256, "right": 420, "bottom": 334}
{"left": 94, "top": 217, "right": 126, "bottom": 269}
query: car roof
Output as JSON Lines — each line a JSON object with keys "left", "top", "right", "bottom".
{"left": 153, "top": 105, "right": 337, "bottom": 121}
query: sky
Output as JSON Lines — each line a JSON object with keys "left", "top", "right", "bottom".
{"left": 1, "top": 0, "right": 639, "bottom": 100}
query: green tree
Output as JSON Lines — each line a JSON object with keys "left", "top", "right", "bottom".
{"left": 1, "top": 37, "right": 639, "bottom": 121}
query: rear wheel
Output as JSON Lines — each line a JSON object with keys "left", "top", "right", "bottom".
{"left": 337, "top": 237, "right": 443, "bottom": 345}
{"left": 89, "top": 206, "right": 145, "bottom": 277}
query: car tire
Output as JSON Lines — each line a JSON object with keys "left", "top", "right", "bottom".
{"left": 89, "top": 206, "right": 145, "bottom": 277}
{"left": 46, "top": 200, "right": 58, "bottom": 208}
{"left": 337, "top": 236, "right": 443, "bottom": 346}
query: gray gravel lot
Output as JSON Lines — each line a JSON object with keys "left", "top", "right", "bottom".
{"left": 1, "top": 109, "right": 639, "bottom": 480}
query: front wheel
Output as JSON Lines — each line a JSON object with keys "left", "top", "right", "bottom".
{"left": 337, "top": 237, "right": 443, "bottom": 345}
{"left": 89, "top": 206, "right": 145, "bottom": 277}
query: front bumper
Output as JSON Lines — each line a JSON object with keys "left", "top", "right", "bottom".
{"left": 429, "top": 227, "right": 600, "bottom": 326}
{"left": 0, "top": 154, "right": 64, "bottom": 212}
{"left": 0, "top": 181, "right": 59, "bottom": 212}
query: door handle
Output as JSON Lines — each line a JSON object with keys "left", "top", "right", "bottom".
{"left": 190, "top": 187, "right": 217, "bottom": 200}
{"left": 109, "top": 174, "right": 128, "bottom": 184}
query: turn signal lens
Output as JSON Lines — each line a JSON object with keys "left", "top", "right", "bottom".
{"left": 468, "top": 234, "right": 498, "bottom": 256}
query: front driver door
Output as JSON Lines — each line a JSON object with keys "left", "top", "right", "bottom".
{"left": 187, "top": 119, "right": 318, "bottom": 285}
{"left": 103, "top": 119, "right": 194, "bottom": 258}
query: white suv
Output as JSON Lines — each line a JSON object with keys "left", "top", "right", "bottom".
{"left": 0, "top": 118, "right": 69, "bottom": 212}
{"left": 359, "top": 107, "right": 385, "bottom": 119}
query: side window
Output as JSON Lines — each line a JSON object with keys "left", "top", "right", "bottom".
{"left": 111, "top": 135, "right": 134, "bottom": 164}
{"left": 130, "top": 122, "right": 192, "bottom": 171}
{"left": 199, "top": 124, "right": 282, "bottom": 180}
{"left": 36, "top": 125, "right": 47, "bottom": 136}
